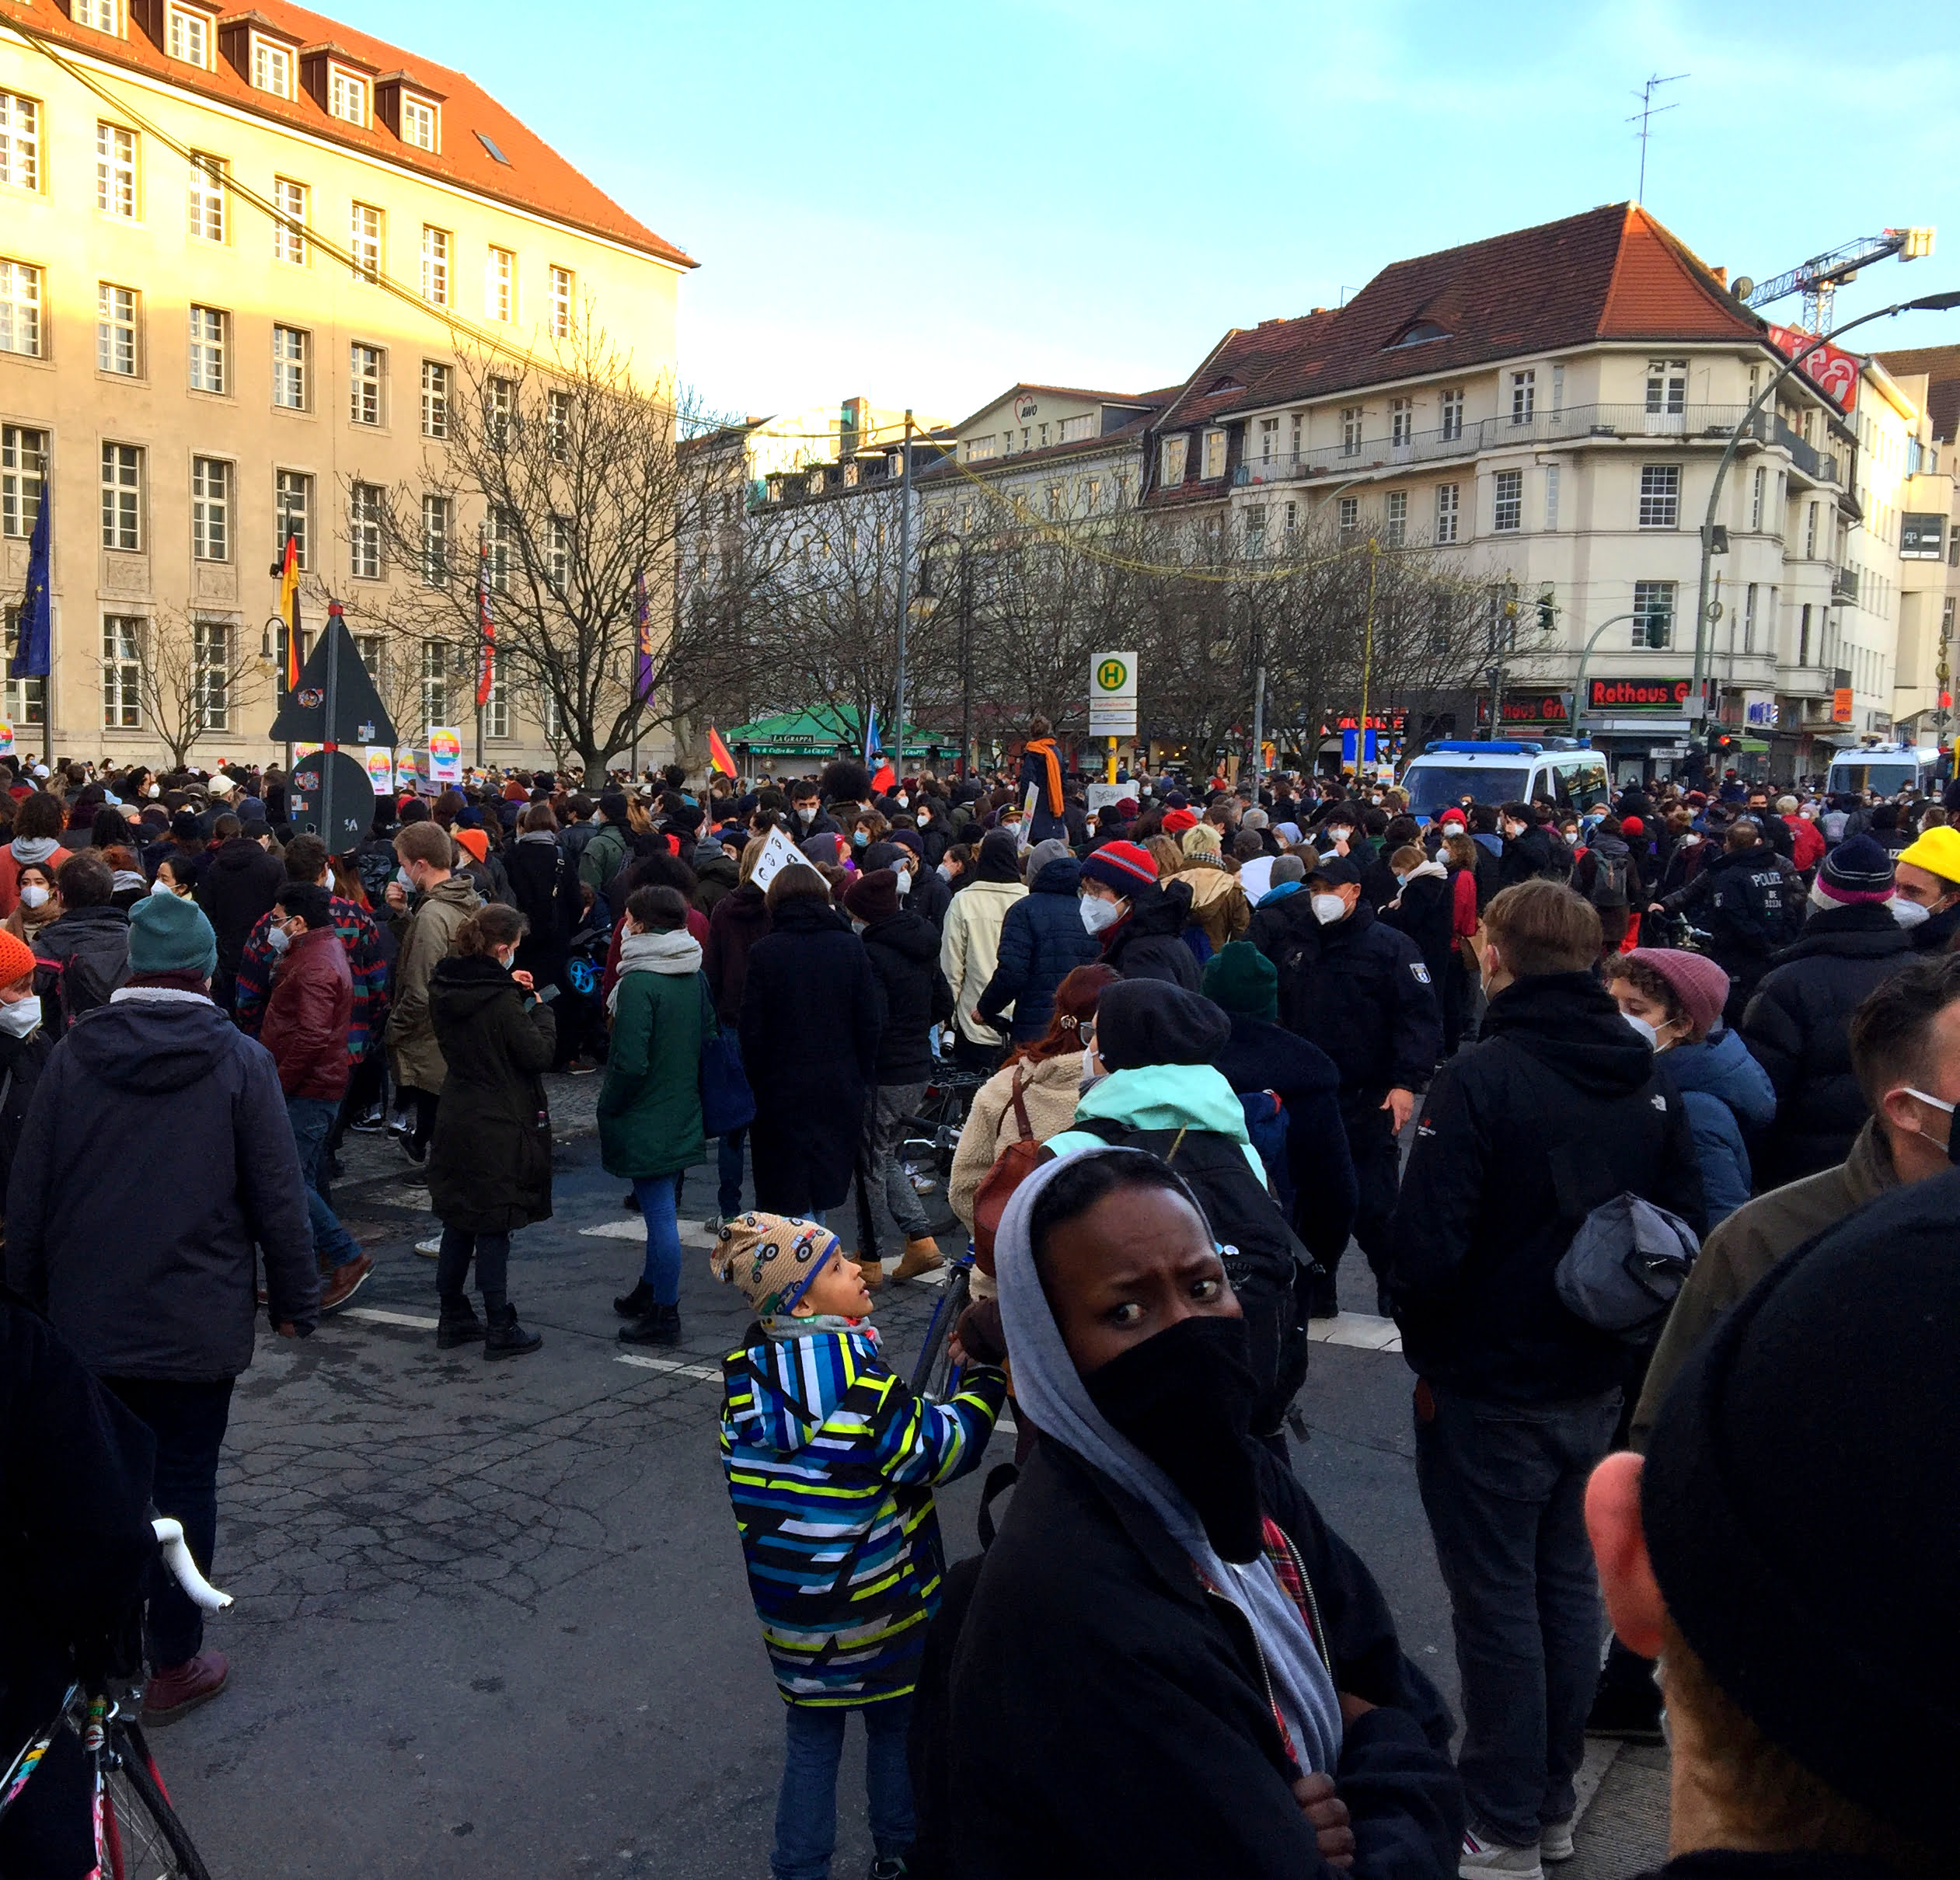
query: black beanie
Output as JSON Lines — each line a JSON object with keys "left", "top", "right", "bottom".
{"left": 1094, "top": 977, "right": 1230, "bottom": 1071}
{"left": 1643, "top": 1165, "right": 1960, "bottom": 1855}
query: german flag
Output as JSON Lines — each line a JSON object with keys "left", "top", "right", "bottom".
{"left": 277, "top": 533, "right": 302, "bottom": 692}
{"left": 706, "top": 724, "right": 736, "bottom": 778}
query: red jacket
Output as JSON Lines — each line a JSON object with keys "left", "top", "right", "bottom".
{"left": 260, "top": 926, "right": 353, "bottom": 1100}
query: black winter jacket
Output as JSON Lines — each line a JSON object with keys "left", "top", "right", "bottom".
{"left": 907, "top": 862, "right": 952, "bottom": 933}
{"left": 1498, "top": 825, "right": 1558, "bottom": 888}
{"left": 5, "top": 994, "right": 319, "bottom": 1376}
{"left": 1390, "top": 972, "right": 1707, "bottom": 1404}
{"left": 1914, "top": 896, "right": 1960, "bottom": 954}
{"left": 1383, "top": 870, "right": 1455, "bottom": 990}
{"left": 978, "top": 857, "right": 1101, "bottom": 1041}
{"left": 861, "top": 910, "right": 954, "bottom": 1085}
{"left": 196, "top": 835, "right": 284, "bottom": 980}
{"left": 739, "top": 895, "right": 881, "bottom": 1214}
{"left": 1737, "top": 903, "right": 1916, "bottom": 1188}
{"left": 30, "top": 905, "right": 131, "bottom": 1031}
{"left": 1275, "top": 901, "right": 1440, "bottom": 1107}
{"left": 1663, "top": 845, "right": 1799, "bottom": 964}
{"left": 1100, "top": 878, "right": 1199, "bottom": 990}
{"left": 0, "top": 1024, "right": 51, "bottom": 1219}
{"left": 505, "top": 835, "right": 582, "bottom": 982}
{"left": 946, "top": 1438, "right": 1462, "bottom": 1880}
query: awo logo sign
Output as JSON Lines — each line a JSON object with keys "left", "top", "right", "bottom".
{"left": 1587, "top": 678, "right": 1691, "bottom": 711}
{"left": 1014, "top": 395, "right": 1040, "bottom": 421}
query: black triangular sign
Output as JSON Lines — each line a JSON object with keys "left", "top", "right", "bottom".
{"left": 267, "top": 612, "right": 399, "bottom": 747}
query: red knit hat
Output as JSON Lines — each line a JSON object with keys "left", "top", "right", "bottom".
{"left": 1625, "top": 947, "right": 1730, "bottom": 1038}
{"left": 1080, "top": 841, "right": 1159, "bottom": 894}
{"left": 1161, "top": 807, "right": 1198, "bottom": 835}
{"left": 1621, "top": 817, "right": 1647, "bottom": 837}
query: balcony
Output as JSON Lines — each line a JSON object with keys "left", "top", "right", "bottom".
{"left": 1776, "top": 664, "right": 1835, "bottom": 699}
{"left": 1832, "top": 567, "right": 1858, "bottom": 602}
{"left": 1235, "top": 401, "right": 1842, "bottom": 489}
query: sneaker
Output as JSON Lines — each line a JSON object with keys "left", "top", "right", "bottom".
{"left": 1540, "top": 1819, "right": 1575, "bottom": 1864}
{"left": 701, "top": 1214, "right": 723, "bottom": 1238}
{"left": 399, "top": 1133, "right": 427, "bottom": 1167}
{"left": 142, "top": 1649, "right": 228, "bottom": 1725}
{"left": 892, "top": 1236, "right": 942, "bottom": 1283}
{"left": 1460, "top": 1829, "right": 1543, "bottom": 1880}
{"left": 350, "top": 1106, "right": 387, "bottom": 1135}
{"left": 867, "top": 1860, "right": 910, "bottom": 1880}
{"left": 319, "top": 1254, "right": 375, "bottom": 1313}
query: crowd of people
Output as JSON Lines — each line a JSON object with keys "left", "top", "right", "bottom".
{"left": 2, "top": 733, "right": 1958, "bottom": 1880}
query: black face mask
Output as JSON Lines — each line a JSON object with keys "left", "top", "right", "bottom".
{"left": 1083, "top": 1314, "right": 1264, "bottom": 1563}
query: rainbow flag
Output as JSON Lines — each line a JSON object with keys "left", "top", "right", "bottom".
{"left": 706, "top": 724, "right": 735, "bottom": 777}
{"left": 277, "top": 533, "right": 302, "bottom": 691}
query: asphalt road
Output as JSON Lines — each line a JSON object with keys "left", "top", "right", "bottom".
{"left": 153, "top": 1076, "right": 1664, "bottom": 1878}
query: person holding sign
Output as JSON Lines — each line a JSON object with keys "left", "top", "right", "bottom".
{"left": 1017, "top": 715, "right": 1068, "bottom": 846}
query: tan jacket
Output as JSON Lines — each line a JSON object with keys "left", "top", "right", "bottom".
{"left": 1179, "top": 860, "right": 1251, "bottom": 954}
{"left": 385, "top": 874, "right": 483, "bottom": 1092}
{"left": 940, "top": 877, "right": 1027, "bottom": 1045}
{"left": 948, "top": 1048, "right": 1087, "bottom": 1228}
{"left": 1631, "top": 1120, "right": 1897, "bottom": 1448}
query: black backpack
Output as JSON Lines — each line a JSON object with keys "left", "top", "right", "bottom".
{"left": 1071, "top": 1118, "right": 1318, "bottom": 1436}
{"left": 1588, "top": 847, "right": 1630, "bottom": 909}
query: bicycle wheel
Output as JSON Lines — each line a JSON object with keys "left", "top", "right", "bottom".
{"left": 915, "top": 1265, "right": 972, "bottom": 1403}
{"left": 99, "top": 1724, "right": 211, "bottom": 1880}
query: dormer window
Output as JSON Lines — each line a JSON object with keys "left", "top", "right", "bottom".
{"left": 1207, "top": 375, "right": 1243, "bottom": 395}
{"left": 166, "top": 5, "right": 210, "bottom": 68}
{"left": 400, "top": 94, "right": 438, "bottom": 152}
{"left": 72, "top": 0, "right": 121, "bottom": 32}
{"left": 329, "top": 65, "right": 368, "bottom": 126}
{"left": 250, "top": 35, "right": 292, "bottom": 99}
{"left": 1388, "top": 319, "right": 1449, "bottom": 348}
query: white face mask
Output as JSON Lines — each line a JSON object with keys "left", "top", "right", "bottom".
{"left": 1889, "top": 895, "right": 1931, "bottom": 930}
{"left": 849, "top": 917, "right": 868, "bottom": 934}
{"left": 1310, "top": 893, "right": 1348, "bottom": 926}
{"left": 936, "top": 863, "right": 955, "bottom": 882}
{"left": 1679, "top": 833, "right": 1701, "bottom": 848}
{"left": 266, "top": 923, "right": 291, "bottom": 954}
{"left": 149, "top": 877, "right": 175, "bottom": 897}
{"left": 18, "top": 884, "right": 48, "bottom": 910}
{"left": 1079, "top": 894, "right": 1123, "bottom": 935}
{"left": 893, "top": 867, "right": 911, "bottom": 896}
{"left": 147, "top": 783, "right": 161, "bottom": 799}
{"left": 0, "top": 996, "right": 40, "bottom": 1038}
{"left": 396, "top": 866, "right": 417, "bottom": 894}
{"left": 797, "top": 805, "right": 817, "bottom": 825}
{"left": 1623, "top": 1011, "right": 1658, "bottom": 1048}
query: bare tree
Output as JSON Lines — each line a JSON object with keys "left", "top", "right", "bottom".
{"left": 137, "top": 608, "right": 264, "bottom": 770}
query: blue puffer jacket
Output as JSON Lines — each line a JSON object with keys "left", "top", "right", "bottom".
{"left": 718, "top": 1323, "right": 1004, "bottom": 1706}
{"left": 1660, "top": 1027, "right": 1777, "bottom": 1226}
{"left": 977, "top": 856, "right": 1101, "bottom": 1042}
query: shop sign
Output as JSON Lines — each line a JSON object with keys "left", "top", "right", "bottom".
{"left": 1586, "top": 677, "right": 1692, "bottom": 712}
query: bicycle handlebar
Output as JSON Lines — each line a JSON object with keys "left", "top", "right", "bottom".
{"left": 152, "top": 1519, "right": 232, "bottom": 1613}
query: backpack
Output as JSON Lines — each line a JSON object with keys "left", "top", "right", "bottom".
{"left": 972, "top": 1067, "right": 1044, "bottom": 1276}
{"left": 1588, "top": 847, "right": 1630, "bottom": 909}
{"left": 1238, "top": 1090, "right": 1293, "bottom": 1216}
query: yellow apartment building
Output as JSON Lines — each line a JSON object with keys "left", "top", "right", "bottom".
{"left": 0, "top": 0, "right": 692, "bottom": 770}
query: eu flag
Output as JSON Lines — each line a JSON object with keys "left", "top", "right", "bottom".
{"left": 9, "top": 485, "right": 49, "bottom": 679}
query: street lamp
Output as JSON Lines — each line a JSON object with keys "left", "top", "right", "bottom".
{"left": 1690, "top": 289, "right": 1960, "bottom": 729}
{"left": 917, "top": 529, "right": 983, "bottom": 776}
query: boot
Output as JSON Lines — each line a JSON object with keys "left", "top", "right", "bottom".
{"left": 142, "top": 1649, "right": 228, "bottom": 1725}
{"left": 892, "top": 1236, "right": 942, "bottom": 1283}
{"left": 618, "top": 1301, "right": 682, "bottom": 1347}
{"left": 860, "top": 1257, "right": 887, "bottom": 1292}
{"left": 483, "top": 1302, "right": 542, "bottom": 1360}
{"left": 436, "top": 1296, "right": 484, "bottom": 1349}
{"left": 613, "top": 1278, "right": 654, "bottom": 1318}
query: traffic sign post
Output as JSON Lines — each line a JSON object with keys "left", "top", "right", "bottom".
{"left": 1090, "top": 651, "right": 1138, "bottom": 782}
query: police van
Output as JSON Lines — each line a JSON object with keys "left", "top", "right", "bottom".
{"left": 1824, "top": 743, "right": 1943, "bottom": 799}
{"left": 1399, "top": 740, "right": 1612, "bottom": 818}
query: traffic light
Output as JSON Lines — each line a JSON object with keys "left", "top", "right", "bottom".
{"left": 1644, "top": 611, "right": 1671, "bottom": 649}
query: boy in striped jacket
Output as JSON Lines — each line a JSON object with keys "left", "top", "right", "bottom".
{"left": 711, "top": 1211, "right": 1005, "bottom": 1880}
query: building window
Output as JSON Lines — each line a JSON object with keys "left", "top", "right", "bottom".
{"left": 1202, "top": 430, "right": 1226, "bottom": 480}
{"left": 1637, "top": 462, "right": 1680, "bottom": 528}
{"left": 0, "top": 260, "right": 41, "bottom": 358}
{"left": 72, "top": 0, "right": 120, "bottom": 30}
{"left": 2, "top": 425, "right": 47, "bottom": 538}
{"left": 99, "top": 443, "right": 141, "bottom": 550}
{"left": 1060, "top": 413, "right": 1094, "bottom": 444}
{"left": 1806, "top": 501, "right": 1819, "bottom": 559}
{"left": 187, "top": 304, "right": 226, "bottom": 393}
{"left": 548, "top": 264, "right": 573, "bottom": 338}
{"left": 483, "top": 651, "right": 508, "bottom": 738}
{"left": 1632, "top": 580, "right": 1676, "bottom": 648}
{"left": 485, "top": 507, "right": 511, "bottom": 593}
{"left": 964, "top": 435, "right": 996, "bottom": 463}
{"left": 484, "top": 375, "right": 514, "bottom": 445}
{"left": 1390, "top": 399, "right": 1412, "bottom": 447}
{"left": 193, "top": 618, "right": 231, "bottom": 729}
{"left": 1543, "top": 463, "right": 1561, "bottom": 531}
{"left": 401, "top": 94, "right": 438, "bottom": 152}
{"left": 1384, "top": 489, "right": 1407, "bottom": 546}
{"left": 275, "top": 469, "right": 311, "bottom": 568}
{"left": 350, "top": 202, "right": 381, "bottom": 281}
{"left": 1644, "top": 358, "right": 1687, "bottom": 416}
{"left": 1439, "top": 389, "right": 1463, "bottom": 441}
{"left": 1257, "top": 416, "right": 1279, "bottom": 462}
{"left": 420, "top": 225, "right": 448, "bottom": 306}
{"left": 1743, "top": 582, "right": 1759, "bottom": 654}
{"left": 187, "top": 152, "right": 225, "bottom": 242}
{"left": 0, "top": 94, "right": 40, "bottom": 193}
{"left": 97, "top": 283, "right": 138, "bottom": 375}
{"left": 420, "top": 493, "right": 449, "bottom": 585}
{"left": 3, "top": 607, "right": 44, "bottom": 725}
{"left": 1337, "top": 495, "right": 1359, "bottom": 533}
{"left": 1244, "top": 504, "right": 1267, "bottom": 554}
{"left": 547, "top": 514, "right": 570, "bottom": 588}
{"left": 1510, "top": 370, "right": 1536, "bottom": 424}
{"left": 1550, "top": 364, "right": 1565, "bottom": 413}
{"left": 350, "top": 482, "right": 383, "bottom": 579}
{"left": 1435, "top": 482, "right": 1460, "bottom": 544}
{"left": 271, "top": 324, "right": 308, "bottom": 409}
{"left": 486, "top": 246, "right": 514, "bottom": 321}
{"left": 1084, "top": 476, "right": 1103, "bottom": 511}
{"left": 350, "top": 344, "right": 383, "bottom": 425}
{"left": 1159, "top": 435, "right": 1187, "bottom": 488}
{"left": 1799, "top": 602, "right": 1812, "bottom": 666}
{"left": 421, "top": 361, "right": 450, "bottom": 438}
{"left": 1493, "top": 468, "right": 1523, "bottom": 532}
{"left": 329, "top": 66, "right": 368, "bottom": 125}
{"left": 272, "top": 176, "right": 307, "bottom": 263}
{"left": 1341, "top": 407, "right": 1362, "bottom": 457}
{"left": 101, "top": 616, "right": 143, "bottom": 728}
{"left": 250, "top": 35, "right": 291, "bottom": 97}
{"left": 419, "top": 637, "right": 448, "bottom": 734}
{"left": 190, "top": 456, "right": 229, "bottom": 560}
{"left": 1750, "top": 465, "right": 1765, "bottom": 531}
{"left": 96, "top": 122, "right": 136, "bottom": 215}
{"left": 1487, "top": 584, "right": 1519, "bottom": 654}
{"left": 166, "top": 5, "right": 208, "bottom": 67}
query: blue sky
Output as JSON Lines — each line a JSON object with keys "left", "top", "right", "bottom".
{"left": 340, "top": 0, "right": 1960, "bottom": 426}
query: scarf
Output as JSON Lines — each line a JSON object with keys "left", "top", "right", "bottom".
{"left": 994, "top": 1148, "right": 1343, "bottom": 1775}
{"left": 518, "top": 828, "right": 559, "bottom": 846}
{"left": 607, "top": 926, "right": 703, "bottom": 1013}
{"left": 9, "top": 836, "right": 58, "bottom": 867}
{"left": 1024, "top": 738, "right": 1063, "bottom": 816}
{"left": 761, "top": 1311, "right": 877, "bottom": 1345}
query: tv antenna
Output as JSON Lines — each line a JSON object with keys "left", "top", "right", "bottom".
{"left": 1627, "top": 72, "right": 1687, "bottom": 204}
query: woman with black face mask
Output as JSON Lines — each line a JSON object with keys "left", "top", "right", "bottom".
{"left": 940, "top": 1148, "right": 1461, "bottom": 1880}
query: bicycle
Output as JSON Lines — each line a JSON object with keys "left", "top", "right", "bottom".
{"left": 0, "top": 1518, "right": 230, "bottom": 1880}
{"left": 900, "top": 1065, "right": 992, "bottom": 1189}
{"left": 908, "top": 1241, "right": 977, "bottom": 1402}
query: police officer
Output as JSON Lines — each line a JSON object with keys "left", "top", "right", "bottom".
{"left": 1656, "top": 817, "right": 1801, "bottom": 1027}
{"left": 1271, "top": 855, "right": 1440, "bottom": 1317}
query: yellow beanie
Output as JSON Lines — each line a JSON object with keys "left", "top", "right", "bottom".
{"left": 1896, "top": 825, "right": 1960, "bottom": 888}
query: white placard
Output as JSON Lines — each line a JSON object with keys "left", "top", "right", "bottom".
{"left": 1086, "top": 782, "right": 1130, "bottom": 811}
{"left": 748, "top": 823, "right": 815, "bottom": 893}
{"left": 1088, "top": 650, "right": 1139, "bottom": 738}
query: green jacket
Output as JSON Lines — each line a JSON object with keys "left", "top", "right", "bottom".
{"left": 580, "top": 821, "right": 630, "bottom": 898}
{"left": 598, "top": 938, "right": 711, "bottom": 1179}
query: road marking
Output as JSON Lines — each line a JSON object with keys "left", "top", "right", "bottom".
{"left": 1307, "top": 1313, "right": 1404, "bottom": 1353}
{"left": 615, "top": 1353, "right": 724, "bottom": 1383}
{"left": 342, "top": 1306, "right": 441, "bottom": 1330}
{"left": 580, "top": 1220, "right": 719, "bottom": 1247}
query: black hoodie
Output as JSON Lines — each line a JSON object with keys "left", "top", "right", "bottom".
{"left": 5, "top": 996, "right": 319, "bottom": 1377}
{"left": 861, "top": 909, "right": 954, "bottom": 1084}
{"left": 1101, "top": 877, "right": 1199, "bottom": 991}
{"left": 1390, "top": 972, "right": 1707, "bottom": 1404}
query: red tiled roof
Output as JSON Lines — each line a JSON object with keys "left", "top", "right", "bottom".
{"left": 11, "top": 0, "right": 692, "bottom": 266}
{"left": 1878, "top": 346, "right": 1960, "bottom": 440}
{"left": 1152, "top": 312, "right": 1342, "bottom": 436}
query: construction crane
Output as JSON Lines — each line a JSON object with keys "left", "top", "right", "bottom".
{"left": 1735, "top": 228, "right": 1936, "bottom": 331}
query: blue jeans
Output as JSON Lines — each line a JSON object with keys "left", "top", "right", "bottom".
{"left": 717, "top": 1126, "right": 747, "bottom": 1219}
{"left": 288, "top": 1095, "right": 364, "bottom": 1271}
{"left": 771, "top": 1697, "right": 914, "bottom": 1880}
{"left": 633, "top": 1174, "right": 683, "bottom": 1305}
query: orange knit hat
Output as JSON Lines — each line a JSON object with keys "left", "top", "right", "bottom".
{"left": 0, "top": 929, "right": 37, "bottom": 987}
